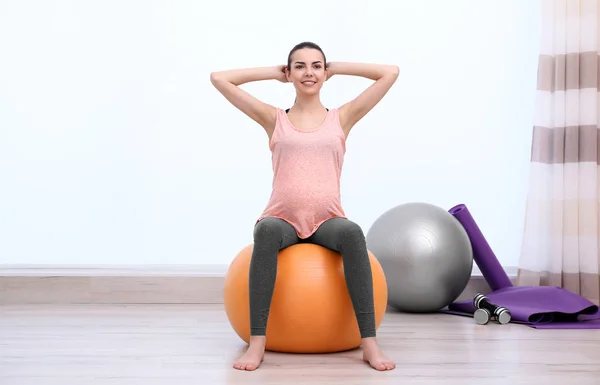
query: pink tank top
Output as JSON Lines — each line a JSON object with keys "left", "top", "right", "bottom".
{"left": 257, "top": 107, "right": 347, "bottom": 238}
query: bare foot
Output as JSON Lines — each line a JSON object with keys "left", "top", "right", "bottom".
{"left": 361, "top": 337, "right": 396, "bottom": 371}
{"left": 233, "top": 336, "right": 266, "bottom": 371}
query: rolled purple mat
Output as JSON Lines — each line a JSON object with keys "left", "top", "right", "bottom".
{"left": 448, "top": 204, "right": 513, "bottom": 291}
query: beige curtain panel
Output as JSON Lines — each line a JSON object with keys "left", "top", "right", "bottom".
{"left": 518, "top": 0, "right": 600, "bottom": 305}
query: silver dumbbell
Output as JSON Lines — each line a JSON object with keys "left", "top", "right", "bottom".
{"left": 473, "top": 293, "right": 511, "bottom": 325}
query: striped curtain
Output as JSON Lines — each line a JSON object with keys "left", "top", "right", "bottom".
{"left": 518, "top": 0, "right": 600, "bottom": 305}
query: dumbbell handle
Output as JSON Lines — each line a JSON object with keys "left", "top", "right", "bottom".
{"left": 473, "top": 293, "right": 511, "bottom": 324}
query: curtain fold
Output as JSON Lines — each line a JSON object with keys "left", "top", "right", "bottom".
{"left": 517, "top": 0, "right": 600, "bottom": 305}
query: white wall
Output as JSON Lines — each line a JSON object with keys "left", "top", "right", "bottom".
{"left": 0, "top": 0, "right": 541, "bottom": 266}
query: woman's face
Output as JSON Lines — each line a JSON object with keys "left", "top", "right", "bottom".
{"left": 286, "top": 48, "right": 327, "bottom": 96}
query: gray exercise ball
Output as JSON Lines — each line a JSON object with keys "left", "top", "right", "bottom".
{"left": 366, "top": 202, "right": 473, "bottom": 312}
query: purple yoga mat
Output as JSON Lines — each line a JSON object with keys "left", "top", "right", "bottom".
{"left": 443, "top": 286, "right": 600, "bottom": 329}
{"left": 444, "top": 203, "right": 600, "bottom": 329}
{"left": 448, "top": 204, "right": 513, "bottom": 291}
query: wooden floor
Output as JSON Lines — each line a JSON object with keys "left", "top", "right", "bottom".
{"left": 1, "top": 304, "right": 599, "bottom": 385}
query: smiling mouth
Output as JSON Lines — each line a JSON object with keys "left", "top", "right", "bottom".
{"left": 302, "top": 81, "right": 316, "bottom": 86}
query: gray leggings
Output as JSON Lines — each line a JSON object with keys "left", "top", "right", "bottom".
{"left": 249, "top": 216, "right": 376, "bottom": 338}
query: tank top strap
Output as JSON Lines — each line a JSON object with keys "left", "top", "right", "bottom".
{"left": 323, "top": 108, "right": 345, "bottom": 139}
{"left": 275, "top": 107, "right": 293, "bottom": 134}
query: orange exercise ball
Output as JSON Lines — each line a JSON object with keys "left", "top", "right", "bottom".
{"left": 223, "top": 243, "right": 388, "bottom": 353}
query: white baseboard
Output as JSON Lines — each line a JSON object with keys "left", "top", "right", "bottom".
{"left": 0, "top": 264, "right": 518, "bottom": 305}
{"left": 0, "top": 264, "right": 229, "bottom": 276}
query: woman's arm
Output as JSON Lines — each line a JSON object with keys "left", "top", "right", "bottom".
{"left": 328, "top": 62, "right": 400, "bottom": 135}
{"left": 210, "top": 66, "right": 287, "bottom": 134}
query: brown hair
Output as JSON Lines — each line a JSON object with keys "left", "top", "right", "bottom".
{"left": 286, "top": 41, "right": 327, "bottom": 71}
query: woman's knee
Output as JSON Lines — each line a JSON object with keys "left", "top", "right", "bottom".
{"left": 253, "top": 217, "right": 285, "bottom": 241}
{"left": 338, "top": 220, "right": 366, "bottom": 245}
